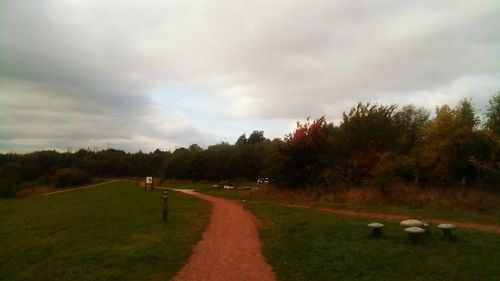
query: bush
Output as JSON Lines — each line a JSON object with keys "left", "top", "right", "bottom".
{"left": 53, "top": 168, "right": 91, "bottom": 188}
{"left": 0, "top": 163, "right": 22, "bottom": 198}
{"left": 0, "top": 180, "right": 19, "bottom": 198}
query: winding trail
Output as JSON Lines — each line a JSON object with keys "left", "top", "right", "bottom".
{"left": 285, "top": 204, "right": 500, "bottom": 234}
{"left": 172, "top": 189, "right": 276, "bottom": 281}
{"left": 40, "top": 180, "right": 117, "bottom": 196}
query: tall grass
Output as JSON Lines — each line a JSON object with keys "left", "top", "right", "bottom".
{"left": 251, "top": 184, "right": 499, "bottom": 214}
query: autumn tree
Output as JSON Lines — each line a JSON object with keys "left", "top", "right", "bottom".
{"left": 235, "top": 134, "right": 247, "bottom": 146}
{"left": 247, "top": 130, "right": 266, "bottom": 144}
{"left": 416, "top": 99, "right": 486, "bottom": 185}
{"left": 334, "top": 103, "right": 398, "bottom": 184}
{"left": 485, "top": 91, "right": 500, "bottom": 135}
{"left": 277, "top": 117, "right": 333, "bottom": 187}
{"left": 377, "top": 105, "right": 430, "bottom": 184}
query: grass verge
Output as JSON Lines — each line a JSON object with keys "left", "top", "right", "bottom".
{"left": 0, "top": 181, "right": 210, "bottom": 281}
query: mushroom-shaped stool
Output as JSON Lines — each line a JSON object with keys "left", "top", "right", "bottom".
{"left": 400, "top": 219, "right": 425, "bottom": 228}
{"left": 437, "top": 224, "right": 457, "bottom": 240}
{"left": 368, "top": 223, "right": 384, "bottom": 237}
{"left": 404, "top": 226, "right": 426, "bottom": 242}
{"left": 422, "top": 223, "right": 432, "bottom": 235}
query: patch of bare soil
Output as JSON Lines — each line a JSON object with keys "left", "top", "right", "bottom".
{"left": 285, "top": 204, "right": 500, "bottom": 234}
{"left": 173, "top": 189, "right": 276, "bottom": 281}
{"left": 16, "top": 186, "right": 57, "bottom": 197}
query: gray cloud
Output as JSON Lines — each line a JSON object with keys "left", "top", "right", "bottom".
{"left": 1, "top": 0, "right": 499, "bottom": 152}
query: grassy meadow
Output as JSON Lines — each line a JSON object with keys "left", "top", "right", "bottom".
{"left": 0, "top": 181, "right": 210, "bottom": 281}
{"left": 7, "top": 179, "right": 497, "bottom": 281}
{"left": 163, "top": 181, "right": 500, "bottom": 225}
{"left": 248, "top": 202, "right": 500, "bottom": 281}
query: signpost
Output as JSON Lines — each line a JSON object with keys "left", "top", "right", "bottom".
{"left": 145, "top": 176, "right": 153, "bottom": 191}
{"left": 257, "top": 177, "right": 270, "bottom": 187}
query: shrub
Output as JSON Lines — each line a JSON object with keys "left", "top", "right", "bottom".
{"left": 0, "top": 163, "right": 22, "bottom": 198}
{"left": 53, "top": 168, "right": 91, "bottom": 188}
{"left": 0, "top": 179, "right": 19, "bottom": 198}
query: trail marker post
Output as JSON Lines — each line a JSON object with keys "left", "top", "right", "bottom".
{"left": 162, "top": 190, "right": 168, "bottom": 223}
{"left": 145, "top": 176, "right": 153, "bottom": 191}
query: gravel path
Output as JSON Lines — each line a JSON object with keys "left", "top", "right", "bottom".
{"left": 172, "top": 189, "right": 276, "bottom": 281}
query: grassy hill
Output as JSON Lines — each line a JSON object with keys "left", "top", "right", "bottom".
{"left": 0, "top": 181, "right": 210, "bottom": 281}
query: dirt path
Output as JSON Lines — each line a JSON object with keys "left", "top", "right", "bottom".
{"left": 172, "top": 189, "right": 276, "bottom": 281}
{"left": 39, "top": 180, "right": 117, "bottom": 196}
{"left": 285, "top": 204, "right": 500, "bottom": 234}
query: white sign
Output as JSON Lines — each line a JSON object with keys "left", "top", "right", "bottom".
{"left": 146, "top": 177, "right": 153, "bottom": 184}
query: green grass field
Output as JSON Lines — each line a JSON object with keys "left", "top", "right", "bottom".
{"left": 165, "top": 183, "right": 500, "bottom": 280}
{"left": 155, "top": 182, "right": 500, "bottom": 280}
{"left": 247, "top": 202, "right": 500, "bottom": 281}
{"left": 0, "top": 181, "right": 210, "bottom": 281}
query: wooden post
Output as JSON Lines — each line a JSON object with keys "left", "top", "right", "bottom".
{"left": 162, "top": 190, "right": 168, "bottom": 223}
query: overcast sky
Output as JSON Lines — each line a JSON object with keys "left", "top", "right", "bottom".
{"left": 1, "top": 0, "right": 499, "bottom": 153}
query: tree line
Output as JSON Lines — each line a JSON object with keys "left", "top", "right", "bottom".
{"left": 1, "top": 94, "right": 499, "bottom": 197}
